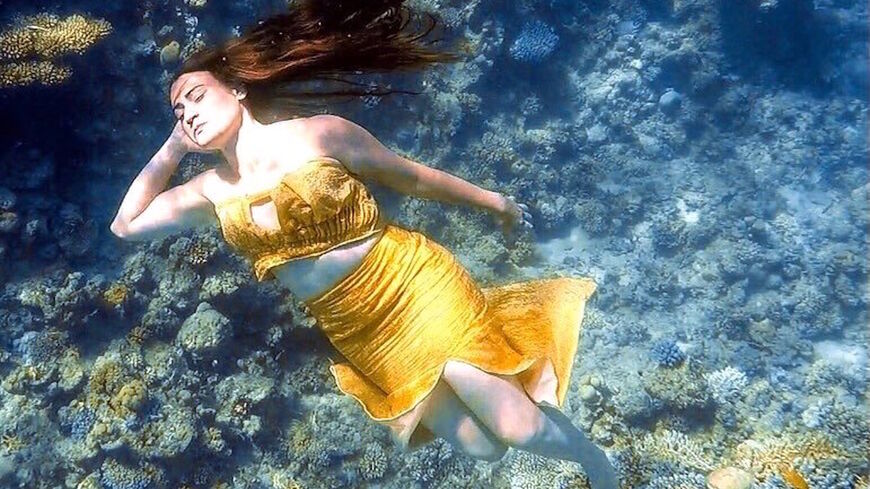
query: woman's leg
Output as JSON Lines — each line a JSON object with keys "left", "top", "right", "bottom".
{"left": 417, "top": 376, "right": 509, "bottom": 462}
{"left": 441, "top": 360, "right": 619, "bottom": 489}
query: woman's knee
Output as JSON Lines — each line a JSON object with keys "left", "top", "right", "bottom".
{"left": 454, "top": 416, "right": 509, "bottom": 462}
{"left": 418, "top": 378, "right": 508, "bottom": 461}
{"left": 442, "top": 363, "right": 546, "bottom": 448}
{"left": 467, "top": 441, "right": 508, "bottom": 462}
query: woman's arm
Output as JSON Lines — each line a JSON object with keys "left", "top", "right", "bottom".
{"left": 315, "top": 115, "right": 532, "bottom": 236}
{"left": 110, "top": 138, "right": 183, "bottom": 233}
{"left": 318, "top": 115, "right": 507, "bottom": 215}
{"left": 109, "top": 138, "right": 214, "bottom": 242}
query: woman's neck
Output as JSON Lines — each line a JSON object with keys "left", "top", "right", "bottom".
{"left": 220, "top": 108, "right": 266, "bottom": 177}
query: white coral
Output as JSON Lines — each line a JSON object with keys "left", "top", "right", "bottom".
{"left": 636, "top": 430, "right": 716, "bottom": 472}
{"left": 705, "top": 366, "right": 749, "bottom": 406}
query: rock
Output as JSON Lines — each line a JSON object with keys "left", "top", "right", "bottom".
{"left": 176, "top": 302, "right": 231, "bottom": 358}
{"left": 159, "top": 40, "right": 181, "bottom": 66}
{"left": 578, "top": 384, "right": 600, "bottom": 404}
{"left": 659, "top": 88, "right": 683, "bottom": 114}
{"left": 706, "top": 466, "right": 753, "bottom": 489}
{"left": 0, "top": 187, "right": 16, "bottom": 210}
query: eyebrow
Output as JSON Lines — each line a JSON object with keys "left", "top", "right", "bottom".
{"left": 172, "top": 84, "right": 204, "bottom": 111}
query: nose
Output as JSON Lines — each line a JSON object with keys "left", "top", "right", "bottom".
{"left": 185, "top": 113, "right": 197, "bottom": 128}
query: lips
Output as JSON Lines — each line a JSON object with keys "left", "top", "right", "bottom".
{"left": 194, "top": 121, "right": 206, "bottom": 136}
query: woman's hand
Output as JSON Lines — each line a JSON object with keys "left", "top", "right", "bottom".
{"left": 167, "top": 120, "right": 211, "bottom": 156}
{"left": 493, "top": 193, "right": 533, "bottom": 238}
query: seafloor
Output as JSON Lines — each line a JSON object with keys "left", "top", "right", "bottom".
{"left": 0, "top": 0, "right": 867, "bottom": 488}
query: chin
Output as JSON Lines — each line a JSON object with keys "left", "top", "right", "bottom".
{"left": 196, "top": 130, "right": 218, "bottom": 148}
{"left": 203, "top": 126, "right": 234, "bottom": 148}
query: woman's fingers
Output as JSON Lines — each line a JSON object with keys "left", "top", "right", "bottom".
{"left": 500, "top": 195, "right": 535, "bottom": 236}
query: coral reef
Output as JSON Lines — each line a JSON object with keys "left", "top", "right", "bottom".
{"left": 0, "top": 13, "right": 112, "bottom": 87}
{"left": 0, "top": 0, "right": 865, "bottom": 486}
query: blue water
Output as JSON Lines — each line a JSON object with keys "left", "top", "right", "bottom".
{"left": 0, "top": 1, "right": 867, "bottom": 488}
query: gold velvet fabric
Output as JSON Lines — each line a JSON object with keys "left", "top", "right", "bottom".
{"left": 213, "top": 157, "right": 386, "bottom": 281}
{"left": 303, "top": 224, "right": 598, "bottom": 452}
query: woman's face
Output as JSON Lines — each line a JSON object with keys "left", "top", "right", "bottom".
{"left": 169, "top": 71, "right": 245, "bottom": 150}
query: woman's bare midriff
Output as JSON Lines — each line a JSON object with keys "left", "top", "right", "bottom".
{"left": 269, "top": 229, "right": 384, "bottom": 303}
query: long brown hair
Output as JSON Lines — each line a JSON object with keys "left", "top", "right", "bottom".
{"left": 174, "top": 0, "right": 463, "bottom": 120}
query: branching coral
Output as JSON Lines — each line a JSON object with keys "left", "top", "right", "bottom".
{"left": 0, "top": 60, "right": 71, "bottom": 86}
{"left": 726, "top": 432, "right": 853, "bottom": 484}
{"left": 705, "top": 366, "right": 749, "bottom": 406}
{"left": 0, "top": 13, "right": 111, "bottom": 59}
{"left": 636, "top": 429, "right": 717, "bottom": 472}
{"left": 0, "top": 13, "right": 112, "bottom": 87}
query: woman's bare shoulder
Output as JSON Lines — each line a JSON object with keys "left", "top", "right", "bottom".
{"left": 289, "top": 114, "right": 359, "bottom": 140}
{"left": 191, "top": 168, "right": 229, "bottom": 205}
{"left": 268, "top": 115, "right": 360, "bottom": 156}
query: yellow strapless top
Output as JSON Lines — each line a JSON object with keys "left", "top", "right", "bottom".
{"left": 213, "top": 156, "right": 387, "bottom": 282}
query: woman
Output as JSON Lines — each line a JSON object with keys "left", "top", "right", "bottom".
{"left": 109, "top": 1, "right": 618, "bottom": 487}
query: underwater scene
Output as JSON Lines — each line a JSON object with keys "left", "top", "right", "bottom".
{"left": 0, "top": 0, "right": 867, "bottom": 488}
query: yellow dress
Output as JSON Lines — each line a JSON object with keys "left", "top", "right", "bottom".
{"left": 214, "top": 156, "right": 597, "bottom": 452}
